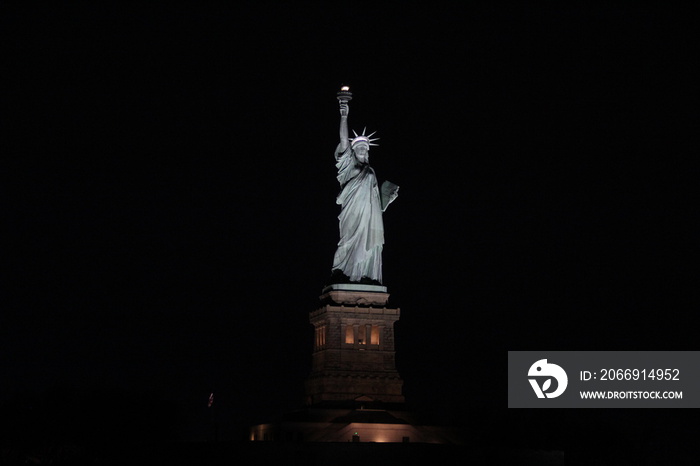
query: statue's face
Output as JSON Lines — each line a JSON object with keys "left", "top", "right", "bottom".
{"left": 355, "top": 144, "right": 369, "bottom": 163}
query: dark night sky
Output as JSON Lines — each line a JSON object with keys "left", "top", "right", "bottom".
{"left": 3, "top": 4, "right": 698, "bottom": 447}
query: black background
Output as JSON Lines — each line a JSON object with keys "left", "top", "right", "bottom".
{"left": 3, "top": 3, "right": 698, "bottom": 456}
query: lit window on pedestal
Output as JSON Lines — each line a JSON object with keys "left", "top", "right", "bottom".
{"left": 345, "top": 326, "right": 354, "bottom": 344}
{"left": 315, "top": 326, "right": 326, "bottom": 349}
{"left": 371, "top": 325, "right": 380, "bottom": 345}
{"left": 358, "top": 325, "right": 366, "bottom": 345}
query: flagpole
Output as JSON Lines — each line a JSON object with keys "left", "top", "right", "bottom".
{"left": 207, "top": 392, "right": 217, "bottom": 442}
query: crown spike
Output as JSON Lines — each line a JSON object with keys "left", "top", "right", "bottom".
{"left": 349, "top": 128, "right": 379, "bottom": 148}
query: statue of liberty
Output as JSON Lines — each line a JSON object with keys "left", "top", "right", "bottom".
{"left": 331, "top": 88, "right": 399, "bottom": 285}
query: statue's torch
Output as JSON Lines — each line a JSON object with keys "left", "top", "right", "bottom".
{"left": 337, "top": 86, "right": 352, "bottom": 105}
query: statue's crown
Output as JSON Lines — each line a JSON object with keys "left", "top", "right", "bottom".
{"left": 350, "top": 128, "right": 379, "bottom": 147}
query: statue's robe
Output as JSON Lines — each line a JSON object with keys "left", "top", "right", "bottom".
{"left": 332, "top": 144, "right": 384, "bottom": 283}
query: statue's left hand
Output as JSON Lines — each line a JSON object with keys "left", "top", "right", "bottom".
{"left": 389, "top": 187, "right": 399, "bottom": 203}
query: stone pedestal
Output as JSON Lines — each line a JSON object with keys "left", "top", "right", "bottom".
{"left": 249, "top": 284, "right": 470, "bottom": 445}
{"left": 305, "top": 284, "right": 405, "bottom": 405}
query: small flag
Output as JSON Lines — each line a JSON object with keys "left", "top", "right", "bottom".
{"left": 208, "top": 392, "right": 214, "bottom": 408}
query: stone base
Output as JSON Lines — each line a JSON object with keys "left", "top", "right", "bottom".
{"left": 320, "top": 283, "right": 390, "bottom": 306}
{"left": 305, "top": 373, "right": 405, "bottom": 405}
{"left": 306, "top": 285, "right": 403, "bottom": 405}
{"left": 250, "top": 407, "right": 466, "bottom": 444}
{"left": 322, "top": 283, "right": 388, "bottom": 293}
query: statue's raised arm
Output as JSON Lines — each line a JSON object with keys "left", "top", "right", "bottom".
{"left": 338, "top": 98, "right": 349, "bottom": 153}
{"left": 330, "top": 87, "right": 397, "bottom": 285}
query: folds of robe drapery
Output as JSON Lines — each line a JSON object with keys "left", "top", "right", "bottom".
{"left": 332, "top": 144, "right": 385, "bottom": 283}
